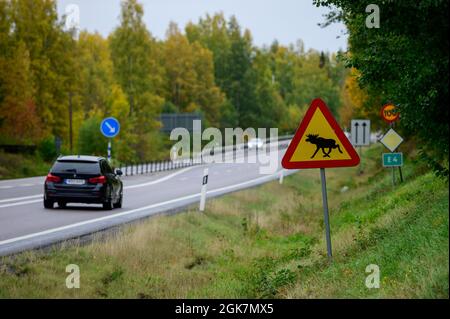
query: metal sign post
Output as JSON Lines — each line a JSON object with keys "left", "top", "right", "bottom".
{"left": 398, "top": 166, "right": 404, "bottom": 183}
{"left": 390, "top": 123, "right": 395, "bottom": 185}
{"left": 359, "top": 146, "right": 363, "bottom": 174}
{"left": 392, "top": 122, "right": 404, "bottom": 184}
{"left": 320, "top": 168, "right": 333, "bottom": 261}
{"left": 55, "top": 136, "right": 62, "bottom": 155}
{"left": 107, "top": 140, "right": 112, "bottom": 162}
{"left": 392, "top": 164, "right": 396, "bottom": 185}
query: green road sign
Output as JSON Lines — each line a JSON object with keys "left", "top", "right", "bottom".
{"left": 383, "top": 153, "right": 403, "bottom": 167}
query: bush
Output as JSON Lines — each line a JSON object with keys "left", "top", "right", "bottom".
{"left": 0, "top": 151, "right": 50, "bottom": 179}
{"left": 161, "top": 101, "right": 180, "bottom": 113}
{"left": 38, "top": 137, "right": 57, "bottom": 162}
{"left": 249, "top": 257, "right": 297, "bottom": 298}
{"left": 77, "top": 116, "right": 108, "bottom": 156}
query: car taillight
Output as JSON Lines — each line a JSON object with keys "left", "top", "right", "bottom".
{"left": 46, "top": 173, "right": 61, "bottom": 183}
{"left": 88, "top": 176, "right": 107, "bottom": 184}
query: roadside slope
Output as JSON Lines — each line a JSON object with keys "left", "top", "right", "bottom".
{"left": 0, "top": 145, "right": 448, "bottom": 298}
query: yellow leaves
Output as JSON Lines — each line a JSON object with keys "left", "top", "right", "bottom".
{"left": 339, "top": 68, "right": 369, "bottom": 128}
{"left": 164, "top": 29, "right": 197, "bottom": 108}
{"left": 280, "top": 105, "right": 304, "bottom": 132}
{"left": 346, "top": 69, "right": 368, "bottom": 108}
{"left": 163, "top": 26, "right": 225, "bottom": 126}
{"left": 185, "top": 102, "right": 199, "bottom": 113}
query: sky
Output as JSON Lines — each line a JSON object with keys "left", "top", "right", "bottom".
{"left": 57, "top": 0, "right": 347, "bottom": 53}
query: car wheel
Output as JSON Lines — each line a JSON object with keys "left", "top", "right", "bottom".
{"left": 58, "top": 202, "right": 67, "bottom": 209}
{"left": 103, "top": 200, "right": 113, "bottom": 210}
{"left": 113, "top": 195, "right": 122, "bottom": 209}
{"left": 44, "top": 199, "right": 54, "bottom": 209}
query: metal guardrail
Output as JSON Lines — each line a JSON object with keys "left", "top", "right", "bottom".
{"left": 117, "top": 135, "right": 293, "bottom": 177}
{"left": 0, "top": 144, "right": 37, "bottom": 154}
{"left": 119, "top": 159, "right": 197, "bottom": 177}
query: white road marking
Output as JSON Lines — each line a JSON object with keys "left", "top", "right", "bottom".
{"left": 19, "top": 184, "right": 34, "bottom": 187}
{"left": 0, "top": 170, "right": 291, "bottom": 246}
{"left": 0, "top": 194, "right": 42, "bottom": 204}
{"left": 208, "top": 172, "right": 280, "bottom": 195}
{"left": 0, "top": 186, "right": 13, "bottom": 189}
{"left": 124, "top": 166, "right": 194, "bottom": 190}
{"left": 0, "top": 167, "right": 196, "bottom": 208}
{"left": 0, "top": 199, "right": 42, "bottom": 208}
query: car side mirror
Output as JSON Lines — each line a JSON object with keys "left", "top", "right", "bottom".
{"left": 115, "top": 169, "right": 123, "bottom": 176}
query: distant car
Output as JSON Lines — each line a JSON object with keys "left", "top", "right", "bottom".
{"left": 372, "top": 131, "right": 383, "bottom": 143}
{"left": 44, "top": 155, "right": 123, "bottom": 210}
{"left": 344, "top": 131, "right": 351, "bottom": 141}
{"left": 248, "top": 138, "right": 264, "bottom": 149}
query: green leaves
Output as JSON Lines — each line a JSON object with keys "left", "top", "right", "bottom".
{"left": 77, "top": 115, "right": 107, "bottom": 156}
{"left": 317, "top": 0, "right": 449, "bottom": 168}
{"left": 0, "top": 0, "right": 349, "bottom": 162}
{"left": 186, "top": 13, "right": 346, "bottom": 131}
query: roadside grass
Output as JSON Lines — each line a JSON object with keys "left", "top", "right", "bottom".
{"left": 0, "top": 144, "right": 448, "bottom": 298}
{"left": 0, "top": 151, "right": 51, "bottom": 180}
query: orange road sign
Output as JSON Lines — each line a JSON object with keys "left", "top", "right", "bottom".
{"left": 380, "top": 103, "right": 400, "bottom": 123}
{"left": 282, "top": 98, "right": 360, "bottom": 169}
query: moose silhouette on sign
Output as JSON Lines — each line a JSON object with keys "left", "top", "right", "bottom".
{"left": 306, "top": 134, "right": 343, "bottom": 159}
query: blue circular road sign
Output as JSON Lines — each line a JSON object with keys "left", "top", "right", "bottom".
{"left": 100, "top": 117, "right": 120, "bottom": 138}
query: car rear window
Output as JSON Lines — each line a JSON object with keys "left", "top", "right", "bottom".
{"left": 51, "top": 161, "right": 101, "bottom": 174}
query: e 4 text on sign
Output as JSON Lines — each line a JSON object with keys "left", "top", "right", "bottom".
{"left": 383, "top": 153, "right": 403, "bottom": 167}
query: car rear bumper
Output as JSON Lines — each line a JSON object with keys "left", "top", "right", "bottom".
{"left": 46, "top": 194, "right": 107, "bottom": 204}
{"left": 45, "top": 188, "right": 108, "bottom": 204}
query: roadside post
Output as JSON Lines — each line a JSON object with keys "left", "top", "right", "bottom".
{"left": 171, "top": 146, "right": 178, "bottom": 161}
{"left": 199, "top": 168, "right": 209, "bottom": 212}
{"left": 351, "top": 119, "right": 371, "bottom": 174}
{"left": 380, "top": 104, "right": 403, "bottom": 185}
{"left": 55, "top": 136, "right": 62, "bottom": 155}
{"left": 100, "top": 117, "right": 120, "bottom": 162}
{"left": 279, "top": 169, "right": 284, "bottom": 184}
{"left": 282, "top": 98, "right": 360, "bottom": 262}
{"left": 107, "top": 140, "right": 112, "bottom": 162}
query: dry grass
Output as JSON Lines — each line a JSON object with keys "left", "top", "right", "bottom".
{"left": 0, "top": 144, "right": 447, "bottom": 298}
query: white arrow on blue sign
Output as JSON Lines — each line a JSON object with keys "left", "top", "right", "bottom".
{"left": 100, "top": 117, "right": 120, "bottom": 138}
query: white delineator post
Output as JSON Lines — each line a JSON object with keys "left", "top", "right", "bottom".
{"left": 199, "top": 168, "right": 209, "bottom": 212}
{"left": 279, "top": 169, "right": 284, "bottom": 184}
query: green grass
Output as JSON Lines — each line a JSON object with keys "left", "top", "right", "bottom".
{"left": 0, "top": 144, "right": 448, "bottom": 298}
{"left": 0, "top": 151, "right": 51, "bottom": 180}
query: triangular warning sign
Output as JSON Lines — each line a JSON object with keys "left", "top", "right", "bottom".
{"left": 282, "top": 98, "right": 360, "bottom": 169}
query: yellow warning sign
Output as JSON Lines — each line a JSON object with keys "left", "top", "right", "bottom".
{"left": 290, "top": 108, "right": 351, "bottom": 162}
{"left": 282, "top": 98, "right": 360, "bottom": 169}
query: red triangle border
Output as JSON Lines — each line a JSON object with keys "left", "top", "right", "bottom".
{"left": 282, "top": 98, "right": 360, "bottom": 169}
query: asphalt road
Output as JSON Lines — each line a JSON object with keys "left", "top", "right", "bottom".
{"left": 0, "top": 146, "right": 297, "bottom": 256}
